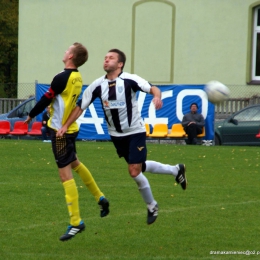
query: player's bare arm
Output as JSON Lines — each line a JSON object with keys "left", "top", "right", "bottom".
{"left": 56, "top": 106, "right": 83, "bottom": 137}
{"left": 150, "top": 86, "right": 163, "bottom": 110}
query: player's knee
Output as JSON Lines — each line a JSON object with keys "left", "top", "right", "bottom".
{"left": 128, "top": 164, "right": 142, "bottom": 177}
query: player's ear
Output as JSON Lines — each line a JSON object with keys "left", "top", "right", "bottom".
{"left": 118, "top": 61, "right": 123, "bottom": 69}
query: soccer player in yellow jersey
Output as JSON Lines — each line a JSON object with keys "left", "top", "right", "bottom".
{"left": 25, "top": 43, "right": 109, "bottom": 241}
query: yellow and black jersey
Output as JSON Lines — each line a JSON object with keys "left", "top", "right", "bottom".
{"left": 29, "top": 68, "right": 83, "bottom": 133}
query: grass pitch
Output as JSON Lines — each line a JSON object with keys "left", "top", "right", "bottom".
{"left": 0, "top": 140, "right": 259, "bottom": 260}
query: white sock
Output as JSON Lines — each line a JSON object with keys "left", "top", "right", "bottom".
{"left": 145, "top": 160, "right": 179, "bottom": 177}
{"left": 133, "top": 172, "right": 157, "bottom": 206}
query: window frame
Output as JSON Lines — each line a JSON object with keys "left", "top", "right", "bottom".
{"left": 251, "top": 6, "right": 260, "bottom": 81}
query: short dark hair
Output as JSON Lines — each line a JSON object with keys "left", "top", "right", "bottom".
{"left": 72, "top": 42, "right": 88, "bottom": 67}
{"left": 190, "top": 103, "right": 198, "bottom": 108}
{"left": 108, "top": 48, "right": 126, "bottom": 70}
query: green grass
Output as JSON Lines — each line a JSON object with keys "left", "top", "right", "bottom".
{"left": 0, "top": 140, "right": 259, "bottom": 260}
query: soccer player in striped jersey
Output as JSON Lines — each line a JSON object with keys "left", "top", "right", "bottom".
{"left": 57, "top": 49, "right": 187, "bottom": 225}
{"left": 25, "top": 43, "right": 109, "bottom": 241}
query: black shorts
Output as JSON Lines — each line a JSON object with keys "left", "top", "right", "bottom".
{"left": 110, "top": 132, "right": 147, "bottom": 164}
{"left": 49, "top": 129, "right": 78, "bottom": 168}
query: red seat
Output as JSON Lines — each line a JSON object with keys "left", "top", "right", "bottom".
{"left": 27, "top": 121, "right": 42, "bottom": 135}
{"left": 9, "top": 121, "right": 28, "bottom": 135}
{"left": 0, "top": 121, "right": 11, "bottom": 135}
{"left": 256, "top": 131, "right": 260, "bottom": 138}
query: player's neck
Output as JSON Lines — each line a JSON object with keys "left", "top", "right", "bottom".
{"left": 65, "top": 65, "right": 77, "bottom": 69}
{"left": 64, "top": 60, "right": 77, "bottom": 70}
{"left": 106, "top": 69, "right": 122, "bottom": 80}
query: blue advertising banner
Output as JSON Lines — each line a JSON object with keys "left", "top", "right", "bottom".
{"left": 36, "top": 84, "right": 215, "bottom": 140}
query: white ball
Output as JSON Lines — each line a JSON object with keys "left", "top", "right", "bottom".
{"left": 204, "top": 80, "right": 230, "bottom": 104}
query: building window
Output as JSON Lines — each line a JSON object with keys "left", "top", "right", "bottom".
{"left": 252, "top": 7, "right": 260, "bottom": 81}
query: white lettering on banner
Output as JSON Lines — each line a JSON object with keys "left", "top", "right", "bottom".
{"left": 176, "top": 89, "right": 208, "bottom": 121}
{"left": 76, "top": 104, "right": 105, "bottom": 134}
{"left": 143, "top": 90, "right": 173, "bottom": 126}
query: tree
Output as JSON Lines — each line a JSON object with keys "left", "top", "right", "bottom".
{"left": 0, "top": 0, "right": 18, "bottom": 97}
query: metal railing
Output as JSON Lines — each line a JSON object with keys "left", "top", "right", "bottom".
{"left": 0, "top": 98, "right": 26, "bottom": 114}
{"left": 1, "top": 96, "right": 260, "bottom": 118}
{"left": 215, "top": 96, "right": 260, "bottom": 119}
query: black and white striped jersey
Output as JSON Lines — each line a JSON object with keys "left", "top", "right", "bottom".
{"left": 79, "top": 72, "right": 152, "bottom": 137}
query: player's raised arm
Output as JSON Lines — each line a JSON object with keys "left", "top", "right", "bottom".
{"left": 56, "top": 105, "right": 83, "bottom": 137}
{"left": 150, "top": 86, "right": 163, "bottom": 110}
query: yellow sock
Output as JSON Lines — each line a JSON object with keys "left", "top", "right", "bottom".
{"left": 63, "top": 179, "right": 81, "bottom": 226}
{"left": 73, "top": 163, "right": 104, "bottom": 202}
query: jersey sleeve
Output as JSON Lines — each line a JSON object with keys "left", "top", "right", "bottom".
{"left": 123, "top": 72, "right": 152, "bottom": 93}
{"left": 136, "top": 75, "right": 152, "bottom": 93}
{"left": 48, "top": 72, "right": 68, "bottom": 96}
{"left": 29, "top": 95, "right": 51, "bottom": 118}
{"left": 78, "top": 80, "right": 99, "bottom": 110}
{"left": 29, "top": 72, "right": 68, "bottom": 118}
